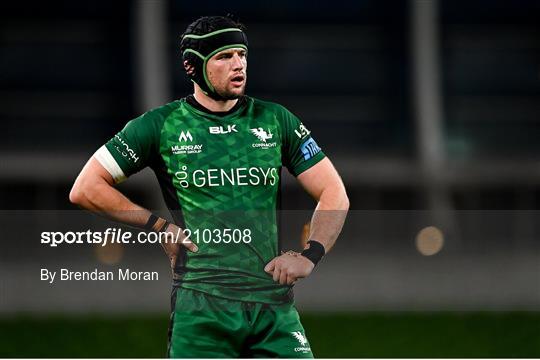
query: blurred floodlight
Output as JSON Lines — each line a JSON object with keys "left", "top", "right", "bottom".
{"left": 416, "top": 226, "right": 444, "bottom": 256}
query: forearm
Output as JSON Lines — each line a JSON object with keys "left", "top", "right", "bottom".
{"left": 71, "top": 180, "right": 151, "bottom": 227}
{"left": 265, "top": 185, "right": 348, "bottom": 283}
{"left": 69, "top": 157, "right": 153, "bottom": 228}
{"left": 307, "top": 186, "right": 349, "bottom": 253}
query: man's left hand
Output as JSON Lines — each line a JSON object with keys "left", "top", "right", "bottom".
{"left": 264, "top": 251, "right": 315, "bottom": 285}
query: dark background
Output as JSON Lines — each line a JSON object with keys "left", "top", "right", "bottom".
{"left": 2, "top": 0, "right": 540, "bottom": 211}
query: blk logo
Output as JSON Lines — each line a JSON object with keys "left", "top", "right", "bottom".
{"left": 209, "top": 125, "right": 238, "bottom": 134}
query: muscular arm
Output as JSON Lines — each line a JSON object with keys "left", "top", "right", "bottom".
{"left": 296, "top": 157, "right": 349, "bottom": 253}
{"left": 69, "top": 156, "right": 197, "bottom": 263}
{"left": 265, "top": 157, "right": 349, "bottom": 284}
{"left": 69, "top": 157, "right": 151, "bottom": 225}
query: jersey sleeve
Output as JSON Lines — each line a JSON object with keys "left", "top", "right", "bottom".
{"left": 279, "top": 106, "right": 326, "bottom": 176}
{"left": 94, "top": 110, "right": 162, "bottom": 183}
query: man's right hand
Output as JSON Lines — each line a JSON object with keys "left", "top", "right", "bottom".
{"left": 160, "top": 223, "right": 198, "bottom": 269}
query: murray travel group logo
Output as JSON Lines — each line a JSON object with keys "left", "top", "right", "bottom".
{"left": 172, "top": 130, "right": 203, "bottom": 155}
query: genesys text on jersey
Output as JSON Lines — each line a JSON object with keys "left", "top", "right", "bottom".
{"left": 174, "top": 166, "right": 279, "bottom": 188}
{"left": 40, "top": 228, "right": 253, "bottom": 247}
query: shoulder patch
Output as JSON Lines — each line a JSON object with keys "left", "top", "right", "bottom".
{"left": 300, "top": 138, "right": 321, "bottom": 160}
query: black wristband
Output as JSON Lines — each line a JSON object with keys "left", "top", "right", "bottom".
{"left": 159, "top": 220, "right": 170, "bottom": 233}
{"left": 301, "top": 240, "right": 325, "bottom": 266}
{"left": 144, "top": 214, "right": 159, "bottom": 230}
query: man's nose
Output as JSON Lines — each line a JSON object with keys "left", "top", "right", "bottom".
{"left": 231, "top": 54, "right": 244, "bottom": 70}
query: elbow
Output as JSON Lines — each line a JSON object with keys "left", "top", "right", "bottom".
{"left": 69, "top": 178, "right": 95, "bottom": 207}
{"left": 69, "top": 183, "right": 85, "bottom": 206}
{"left": 69, "top": 158, "right": 112, "bottom": 208}
{"left": 320, "top": 185, "right": 349, "bottom": 211}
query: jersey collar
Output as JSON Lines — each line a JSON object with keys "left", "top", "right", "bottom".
{"left": 182, "top": 96, "right": 249, "bottom": 120}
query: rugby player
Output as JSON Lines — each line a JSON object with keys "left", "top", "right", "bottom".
{"left": 70, "top": 15, "right": 349, "bottom": 358}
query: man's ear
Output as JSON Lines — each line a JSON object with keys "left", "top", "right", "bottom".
{"left": 183, "top": 60, "right": 195, "bottom": 75}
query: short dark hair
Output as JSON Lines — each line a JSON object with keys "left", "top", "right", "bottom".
{"left": 180, "top": 15, "right": 246, "bottom": 55}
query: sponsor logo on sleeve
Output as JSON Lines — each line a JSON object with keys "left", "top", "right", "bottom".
{"left": 114, "top": 134, "right": 139, "bottom": 163}
{"left": 300, "top": 138, "right": 321, "bottom": 160}
{"left": 294, "top": 123, "right": 311, "bottom": 139}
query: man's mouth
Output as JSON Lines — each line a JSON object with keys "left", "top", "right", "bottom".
{"left": 230, "top": 74, "right": 245, "bottom": 86}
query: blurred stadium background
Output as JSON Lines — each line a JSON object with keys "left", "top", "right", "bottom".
{"left": 1, "top": 0, "right": 539, "bottom": 357}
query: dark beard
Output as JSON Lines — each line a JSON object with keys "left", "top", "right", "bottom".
{"left": 216, "top": 84, "right": 246, "bottom": 100}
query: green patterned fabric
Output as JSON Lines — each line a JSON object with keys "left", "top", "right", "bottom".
{"left": 102, "top": 96, "right": 325, "bottom": 304}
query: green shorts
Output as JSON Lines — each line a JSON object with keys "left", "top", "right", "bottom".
{"left": 167, "top": 287, "right": 313, "bottom": 358}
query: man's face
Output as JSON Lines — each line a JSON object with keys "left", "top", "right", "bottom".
{"left": 206, "top": 48, "right": 247, "bottom": 100}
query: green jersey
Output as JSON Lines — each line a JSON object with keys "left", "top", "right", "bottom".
{"left": 95, "top": 96, "right": 325, "bottom": 304}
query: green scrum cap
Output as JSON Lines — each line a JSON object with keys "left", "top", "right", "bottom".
{"left": 181, "top": 27, "right": 248, "bottom": 100}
